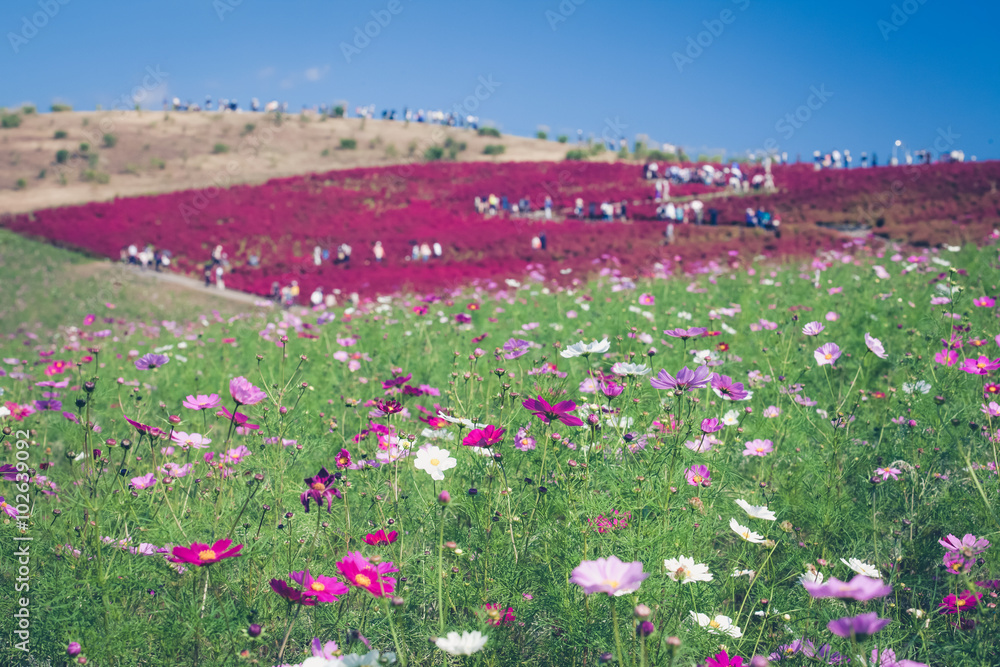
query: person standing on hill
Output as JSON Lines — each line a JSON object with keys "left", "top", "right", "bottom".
{"left": 433, "top": 242, "right": 442, "bottom": 259}
{"left": 420, "top": 243, "right": 432, "bottom": 262}
{"left": 544, "top": 196, "right": 553, "bottom": 220}
{"left": 313, "top": 245, "right": 322, "bottom": 266}
{"left": 215, "top": 265, "right": 225, "bottom": 290}
{"left": 373, "top": 241, "right": 385, "bottom": 264}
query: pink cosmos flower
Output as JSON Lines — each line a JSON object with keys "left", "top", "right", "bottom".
{"left": 570, "top": 555, "right": 649, "bottom": 596}
{"left": 804, "top": 575, "right": 892, "bottom": 601}
{"left": 825, "top": 311, "right": 840, "bottom": 322}
{"left": 762, "top": 405, "right": 780, "bottom": 418}
{"left": 229, "top": 376, "right": 267, "bottom": 406}
{"left": 335, "top": 551, "right": 398, "bottom": 597}
{"left": 167, "top": 539, "right": 242, "bottom": 566}
{"left": 934, "top": 349, "right": 958, "bottom": 366}
{"left": 973, "top": 296, "right": 996, "bottom": 308}
{"left": 814, "top": 343, "right": 841, "bottom": 366}
{"left": 182, "top": 394, "right": 222, "bottom": 410}
{"left": 982, "top": 402, "right": 1000, "bottom": 418}
{"left": 363, "top": 529, "right": 398, "bottom": 546}
{"left": 663, "top": 327, "right": 707, "bottom": 340}
{"left": 130, "top": 473, "right": 156, "bottom": 490}
{"left": 943, "top": 551, "right": 973, "bottom": 575}
{"left": 685, "top": 465, "right": 710, "bottom": 486}
{"left": 743, "top": 439, "right": 773, "bottom": 457}
{"left": 960, "top": 356, "right": 1000, "bottom": 375}
{"left": 874, "top": 467, "right": 902, "bottom": 481}
{"left": 135, "top": 353, "right": 170, "bottom": 370}
{"left": 638, "top": 293, "right": 655, "bottom": 306}
{"left": 301, "top": 467, "right": 342, "bottom": 513}
{"left": 170, "top": 431, "right": 211, "bottom": 449}
{"left": 939, "top": 590, "right": 982, "bottom": 614}
{"left": 0, "top": 496, "right": 19, "bottom": 518}
{"left": 521, "top": 396, "right": 584, "bottom": 427}
{"left": 865, "top": 333, "right": 887, "bottom": 359}
{"left": 827, "top": 613, "right": 890, "bottom": 641}
{"left": 802, "top": 321, "right": 825, "bottom": 336}
{"left": 705, "top": 650, "right": 744, "bottom": 667}
{"left": 711, "top": 374, "right": 750, "bottom": 401}
{"left": 939, "top": 534, "right": 990, "bottom": 557}
{"left": 700, "top": 418, "right": 723, "bottom": 433}
{"left": 650, "top": 365, "right": 712, "bottom": 392}
{"left": 289, "top": 570, "right": 349, "bottom": 603}
{"left": 462, "top": 424, "right": 506, "bottom": 447}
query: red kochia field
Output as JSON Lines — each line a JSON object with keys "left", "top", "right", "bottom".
{"left": 2, "top": 160, "right": 998, "bottom": 297}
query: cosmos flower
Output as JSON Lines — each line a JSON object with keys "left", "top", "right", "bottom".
{"left": 664, "top": 555, "right": 713, "bottom": 583}
{"left": 229, "top": 376, "right": 267, "bottom": 406}
{"left": 334, "top": 448, "right": 352, "bottom": 468}
{"left": 742, "top": 439, "right": 773, "bottom": 457}
{"left": 289, "top": 570, "right": 349, "bottom": 604}
{"left": 827, "top": 613, "right": 891, "bottom": 641}
{"left": 0, "top": 496, "right": 19, "bottom": 518}
{"left": 502, "top": 338, "right": 531, "bottom": 360}
{"left": 462, "top": 424, "right": 505, "bottom": 447}
{"left": 521, "top": 396, "right": 584, "bottom": 427}
{"left": 363, "top": 529, "right": 398, "bottom": 546}
{"left": 704, "top": 651, "right": 744, "bottom": 667}
{"left": 413, "top": 445, "right": 457, "bottom": 481}
{"left": 841, "top": 557, "right": 881, "bottom": 578}
{"left": 960, "top": 356, "right": 1000, "bottom": 375}
{"left": 663, "top": 327, "right": 708, "bottom": 340}
{"left": 638, "top": 293, "right": 655, "bottom": 306}
{"left": 814, "top": 343, "right": 842, "bottom": 366}
{"left": 689, "top": 612, "right": 743, "bottom": 638}
{"left": 734, "top": 499, "right": 776, "bottom": 521}
{"left": 335, "top": 551, "right": 398, "bottom": 597}
{"left": 685, "top": 465, "right": 710, "bottom": 486}
{"left": 939, "top": 534, "right": 990, "bottom": 557}
{"left": 130, "top": 473, "right": 156, "bottom": 490}
{"left": 182, "top": 394, "right": 222, "bottom": 410}
{"left": 167, "top": 539, "right": 242, "bottom": 566}
{"left": 610, "top": 362, "right": 652, "bottom": 376}
{"left": 939, "top": 590, "right": 982, "bottom": 614}
{"left": 711, "top": 374, "right": 751, "bottom": 401}
{"left": 802, "top": 321, "right": 825, "bottom": 336}
{"left": 650, "top": 365, "right": 712, "bottom": 392}
{"left": 729, "top": 518, "right": 765, "bottom": 544}
{"left": 570, "top": 556, "right": 649, "bottom": 596}
{"left": 435, "top": 630, "right": 489, "bottom": 655}
{"left": 803, "top": 575, "right": 892, "bottom": 601}
{"left": 560, "top": 338, "right": 611, "bottom": 358}
{"left": 865, "top": 333, "right": 887, "bottom": 359}
{"left": 170, "top": 431, "right": 211, "bottom": 449}
{"left": 300, "top": 468, "right": 342, "bottom": 513}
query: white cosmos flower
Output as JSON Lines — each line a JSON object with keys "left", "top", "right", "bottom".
{"left": 611, "top": 362, "right": 652, "bottom": 376}
{"left": 799, "top": 570, "right": 824, "bottom": 585}
{"left": 901, "top": 381, "right": 931, "bottom": 395}
{"left": 436, "top": 412, "right": 487, "bottom": 429}
{"left": 413, "top": 445, "right": 457, "bottom": 481}
{"left": 689, "top": 611, "right": 743, "bottom": 638}
{"left": 841, "top": 557, "right": 881, "bottom": 578}
{"left": 0, "top": 405, "right": 10, "bottom": 419}
{"left": 721, "top": 410, "right": 740, "bottom": 426}
{"left": 560, "top": 338, "right": 611, "bottom": 358}
{"left": 420, "top": 428, "right": 454, "bottom": 441}
{"left": 435, "top": 630, "right": 489, "bottom": 655}
{"left": 732, "top": 569, "right": 756, "bottom": 579}
{"left": 664, "top": 556, "right": 713, "bottom": 583}
{"left": 735, "top": 499, "right": 776, "bottom": 521}
{"left": 730, "top": 518, "right": 766, "bottom": 544}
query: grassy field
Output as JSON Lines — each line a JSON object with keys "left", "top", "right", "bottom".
{"left": 0, "top": 235, "right": 998, "bottom": 666}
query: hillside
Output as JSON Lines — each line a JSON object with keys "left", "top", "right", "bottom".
{"left": 0, "top": 110, "right": 574, "bottom": 214}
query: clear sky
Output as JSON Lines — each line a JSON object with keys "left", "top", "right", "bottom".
{"left": 2, "top": 0, "right": 997, "bottom": 161}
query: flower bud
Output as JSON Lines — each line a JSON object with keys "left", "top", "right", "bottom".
{"left": 638, "top": 621, "right": 655, "bottom": 637}
{"left": 438, "top": 490, "right": 451, "bottom": 504}
{"left": 248, "top": 624, "right": 262, "bottom": 638}
{"left": 168, "top": 415, "right": 181, "bottom": 424}
{"left": 67, "top": 642, "right": 82, "bottom": 656}
{"left": 634, "top": 604, "right": 652, "bottom": 619}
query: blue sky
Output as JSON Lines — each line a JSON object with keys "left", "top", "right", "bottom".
{"left": 2, "top": 0, "right": 997, "bottom": 161}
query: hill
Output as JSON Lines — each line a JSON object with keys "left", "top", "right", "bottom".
{"left": 0, "top": 109, "right": 574, "bottom": 214}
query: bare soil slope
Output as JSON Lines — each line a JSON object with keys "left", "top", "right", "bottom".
{"left": 0, "top": 110, "right": 576, "bottom": 214}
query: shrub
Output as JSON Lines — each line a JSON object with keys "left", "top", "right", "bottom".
{"left": 483, "top": 144, "right": 506, "bottom": 156}
{"left": 242, "top": 123, "right": 256, "bottom": 136}
{"left": 423, "top": 146, "right": 445, "bottom": 161}
{"left": 213, "top": 143, "right": 230, "bottom": 154}
{"left": 82, "top": 169, "right": 110, "bottom": 184}
{"left": 55, "top": 150, "right": 69, "bottom": 164}
{"left": 557, "top": 135, "right": 569, "bottom": 143}
{"left": 53, "top": 130, "right": 68, "bottom": 139}
{"left": 332, "top": 105, "right": 345, "bottom": 118}
{"left": 15, "top": 178, "right": 27, "bottom": 190}
{"left": 50, "top": 103, "right": 72, "bottom": 112}
{"left": 321, "top": 148, "right": 330, "bottom": 157}
{"left": 37, "top": 169, "right": 46, "bottom": 179}
{"left": 102, "top": 133, "right": 117, "bottom": 148}
{"left": 477, "top": 127, "right": 501, "bottom": 138}
{"left": 79, "top": 143, "right": 89, "bottom": 153}
{"left": 87, "top": 153, "right": 99, "bottom": 168}
{"left": 646, "top": 150, "right": 676, "bottom": 162}
{"left": 565, "top": 149, "right": 588, "bottom": 161}
{"left": 1, "top": 113, "right": 21, "bottom": 129}
{"left": 21, "top": 104, "right": 36, "bottom": 115}
{"left": 339, "top": 138, "right": 357, "bottom": 150}
{"left": 384, "top": 143, "right": 398, "bottom": 159}
{"left": 149, "top": 157, "right": 165, "bottom": 170}
{"left": 536, "top": 130, "right": 548, "bottom": 140}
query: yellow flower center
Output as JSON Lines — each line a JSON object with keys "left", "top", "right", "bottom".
{"left": 709, "top": 619, "right": 721, "bottom": 629}
{"left": 692, "top": 475, "right": 703, "bottom": 484}
{"left": 603, "top": 579, "right": 620, "bottom": 589}
{"left": 311, "top": 482, "right": 326, "bottom": 491}
{"left": 198, "top": 549, "right": 217, "bottom": 561}
{"left": 956, "top": 598, "right": 967, "bottom": 607}
{"left": 355, "top": 574, "right": 372, "bottom": 587}
{"left": 824, "top": 353, "right": 832, "bottom": 360}
{"left": 310, "top": 582, "right": 325, "bottom": 592}
{"left": 430, "top": 458, "right": 440, "bottom": 466}
{"left": 741, "top": 531, "right": 750, "bottom": 539}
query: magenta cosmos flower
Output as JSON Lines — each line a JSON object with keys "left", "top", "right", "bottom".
{"left": 167, "top": 539, "right": 242, "bottom": 566}
{"left": 364, "top": 529, "right": 398, "bottom": 546}
{"left": 803, "top": 575, "right": 892, "bottom": 601}
{"left": 663, "top": 327, "right": 707, "bottom": 340}
{"left": 291, "top": 570, "right": 349, "bottom": 603}
{"left": 973, "top": 296, "right": 996, "bottom": 307}
{"left": 135, "top": 353, "right": 169, "bottom": 370}
{"left": 814, "top": 343, "right": 841, "bottom": 366}
{"left": 865, "top": 333, "right": 887, "bottom": 359}
{"left": 939, "top": 534, "right": 990, "bottom": 557}
{"left": 462, "top": 424, "right": 506, "bottom": 447}
{"left": 960, "top": 356, "right": 1000, "bottom": 375}
{"left": 650, "top": 365, "right": 712, "bottom": 392}
{"left": 570, "top": 555, "right": 649, "bottom": 596}
{"left": 827, "top": 613, "right": 890, "bottom": 641}
{"left": 182, "top": 394, "right": 222, "bottom": 410}
{"left": 335, "top": 551, "right": 398, "bottom": 597}
{"left": 704, "top": 651, "right": 745, "bottom": 667}
{"left": 0, "top": 496, "right": 19, "bottom": 518}
{"left": 521, "top": 396, "right": 584, "bottom": 427}
{"left": 229, "top": 376, "right": 267, "bottom": 406}
{"left": 301, "top": 467, "right": 342, "bottom": 513}
{"left": 712, "top": 374, "right": 750, "bottom": 401}
{"left": 939, "top": 590, "right": 982, "bottom": 614}
{"left": 638, "top": 293, "right": 655, "bottom": 306}
{"left": 935, "top": 349, "right": 958, "bottom": 366}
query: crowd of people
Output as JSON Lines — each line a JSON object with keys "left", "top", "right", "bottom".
{"left": 120, "top": 243, "right": 172, "bottom": 271}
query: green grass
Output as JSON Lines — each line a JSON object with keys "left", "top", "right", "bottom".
{"left": 0, "top": 238, "right": 998, "bottom": 666}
